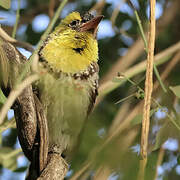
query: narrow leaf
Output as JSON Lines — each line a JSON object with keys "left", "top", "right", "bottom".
{"left": 0, "top": 88, "right": 6, "bottom": 104}
{"left": 0, "top": 0, "right": 11, "bottom": 9}
{"left": 169, "top": 85, "right": 180, "bottom": 98}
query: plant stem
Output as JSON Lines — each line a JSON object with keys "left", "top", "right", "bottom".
{"left": 12, "top": 0, "right": 21, "bottom": 38}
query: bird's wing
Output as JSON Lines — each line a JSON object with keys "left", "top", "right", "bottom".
{"left": 87, "top": 63, "right": 99, "bottom": 115}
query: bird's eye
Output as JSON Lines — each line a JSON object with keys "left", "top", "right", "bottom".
{"left": 69, "top": 20, "right": 79, "bottom": 27}
{"left": 81, "top": 19, "right": 86, "bottom": 23}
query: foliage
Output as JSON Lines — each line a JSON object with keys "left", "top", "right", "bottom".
{"left": 0, "top": 0, "right": 180, "bottom": 180}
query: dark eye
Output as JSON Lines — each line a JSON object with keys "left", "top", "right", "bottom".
{"left": 81, "top": 19, "right": 86, "bottom": 23}
{"left": 69, "top": 20, "right": 79, "bottom": 27}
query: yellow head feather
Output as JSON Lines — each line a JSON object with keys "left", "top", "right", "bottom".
{"left": 40, "top": 12, "right": 99, "bottom": 74}
{"left": 60, "top": 12, "right": 81, "bottom": 26}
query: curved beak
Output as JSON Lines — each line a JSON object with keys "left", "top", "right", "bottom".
{"left": 80, "top": 15, "right": 104, "bottom": 36}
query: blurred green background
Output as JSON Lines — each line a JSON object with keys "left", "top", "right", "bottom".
{"left": 0, "top": 0, "right": 180, "bottom": 179}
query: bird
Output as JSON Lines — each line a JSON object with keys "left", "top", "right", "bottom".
{"left": 37, "top": 11, "right": 103, "bottom": 157}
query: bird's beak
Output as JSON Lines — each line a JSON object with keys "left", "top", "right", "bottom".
{"left": 80, "top": 15, "right": 104, "bottom": 37}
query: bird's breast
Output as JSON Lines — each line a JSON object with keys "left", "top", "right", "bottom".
{"left": 38, "top": 72, "right": 93, "bottom": 150}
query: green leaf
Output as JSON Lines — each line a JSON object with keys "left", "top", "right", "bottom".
{"left": 0, "top": 0, "right": 11, "bottom": 9}
{"left": 14, "top": 166, "right": 27, "bottom": 172}
{"left": 0, "top": 88, "right": 6, "bottom": 104}
{"left": 131, "top": 114, "right": 142, "bottom": 126}
{"left": 0, "top": 147, "right": 22, "bottom": 171}
{"left": 169, "top": 85, "right": 180, "bottom": 98}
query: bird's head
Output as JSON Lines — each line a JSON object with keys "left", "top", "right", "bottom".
{"left": 40, "top": 12, "right": 103, "bottom": 74}
{"left": 59, "top": 12, "right": 103, "bottom": 38}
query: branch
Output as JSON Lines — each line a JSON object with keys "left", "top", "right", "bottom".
{"left": 37, "top": 154, "right": 68, "bottom": 180}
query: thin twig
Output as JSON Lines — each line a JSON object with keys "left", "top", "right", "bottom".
{"left": 132, "top": 2, "right": 167, "bottom": 93}
{"left": 49, "top": 0, "right": 55, "bottom": 18}
{"left": 110, "top": 0, "right": 126, "bottom": 28}
{"left": 12, "top": 0, "right": 21, "bottom": 38}
{"left": 152, "top": 98, "right": 180, "bottom": 131}
{"left": 139, "top": 0, "right": 156, "bottom": 179}
{"left": 97, "top": 40, "right": 180, "bottom": 105}
{"left": 153, "top": 147, "right": 165, "bottom": 180}
{"left": 6, "top": 148, "right": 22, "bottom": 158}
{"left": 100, "top": 0, "right": 179, "bottom": 84}
{"left": 0, "top": 27, "right": 34, "bottom": 52}
{"left": 134, "top": 10, "right": 148, "bottom": 52}
{"left": 0, "top": 118, "right": 16, "bottom": 133}
{"left": 153, "top": 64, "right": 167, "bottom": 92}
{"left": 0, "top": 74, "right": 39, "bottom": 124}
{"left": 70, "top": 162, "right": 91, "bottom": 180}
{"left": 91, "top": 49, "right": 180, "bottom": 180}
{"left": 89, "top": 0, "right": 106, "bottom": 15}
{"left": 93, "top": 127, "right": 138, "bottom": 180}
{"left": 18, "top": 0, "right": 68, "bottom": 82}
{"left": 153, "top": 50, "right": 180, "bottom": 90}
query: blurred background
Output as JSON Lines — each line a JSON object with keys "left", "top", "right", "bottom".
{"left": 0, "top": 0, "right": 180, "bottom": 179}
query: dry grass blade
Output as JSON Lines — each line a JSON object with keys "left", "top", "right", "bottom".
{"left": 154, "top": 50, "right": 180, "bottom": 90}
{"left": 139, "top": 0, "right": 156, "bottom": 179}
{"left": 48, "top": 0, "right": 55, "bottom": 18}
{"left": 153, "top": 147, "right": 165, "bottom": 180}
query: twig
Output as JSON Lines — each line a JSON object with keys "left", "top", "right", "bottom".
{"left": 97, "top": 41, "right": 180, "bottom": 105}
{"left": 71, "top": 122, "right": 139, "bottom": 180}
{"left": 153, "top": 64, "right": 167, "bottom": 92}
{"left": 18, "top": 0, "right": 68, "bottom": 82}
{"left": 89, "top": 0, "right": 106, "bottom": 15}
{"left": 134, "top": 10, "right": 148, "bottom": 52}
{"left": 100, "top": 0, "right": 179, "bottom": 84}
{"left": 91, "top": 49, "right": 180, "bottom": 180}
{"left": 93, "top": 127, "right": 138, "bottom": 180}
{"left": 12, "top": 0, "right": 21, "bottom": 38}
{"left": 132, "top": 2, "right": 167, "bottom": 93}
{"left": 70, "top": 162, "right": 91, "bottom": 180}
{"left": 110, "top": 0, "right": 126, "bottom": 28}
{"left": 0, "top": 74, "right": 39, "bottom": 125}
{"left": 0, "top": 27, "right": 34, "bottom": 52}
{"left": 115, "top": 93, "right": 136, "bottom": 104}
{"left": 100, "top": 37, "right": 145, "bottom": 84}
{"left": 49, "top": 0, "right": 55, "bottom": 18}
{"left": 153, "top": 50, "right": 180, "bottom": 90}
{"left": 152, "top": 98, "right": 180, "bottom": 131}
{"left": 0, "top": 117, "right": 16, "bottom": 133}
{"left": 153, "top": 147, "right": 165, "bottom": 180}
{"left": 6, "top": 148, "right": 22, "bottom": 158}
{"left": 139, "top": 0, "right": 156, "bottom": 179}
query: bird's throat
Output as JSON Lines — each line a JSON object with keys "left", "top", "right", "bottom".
{"left": 40, "top": 33, "right": 98, "bottom": 74}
